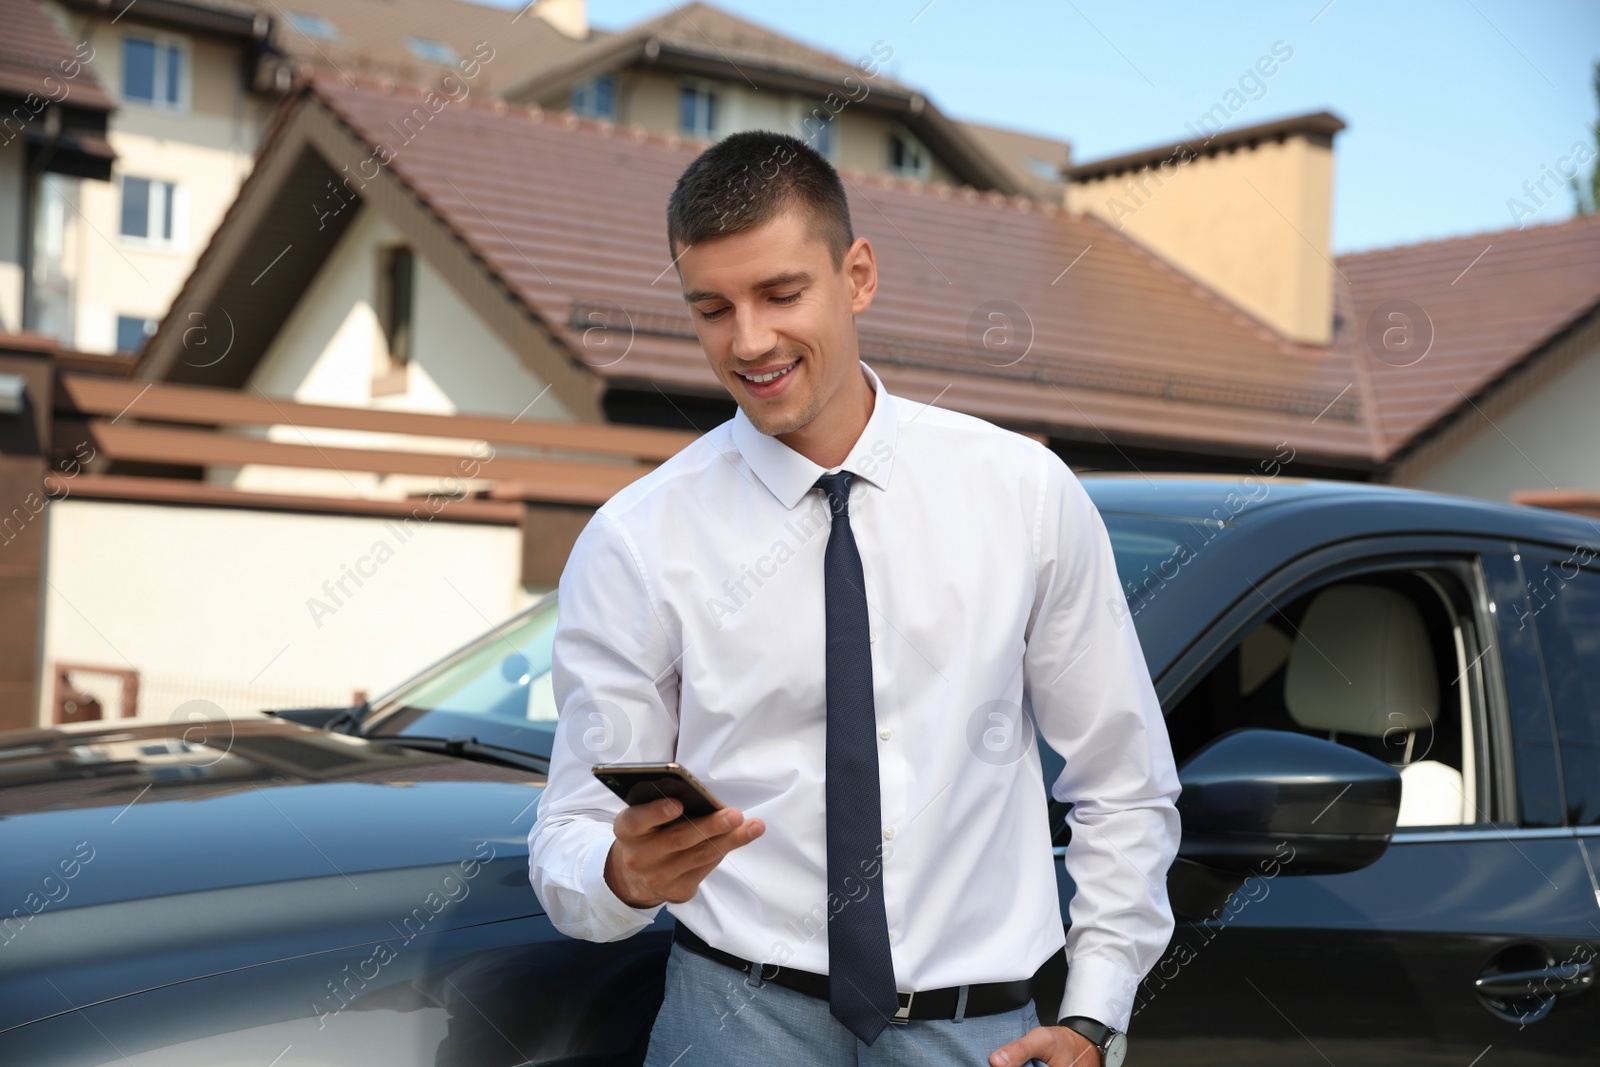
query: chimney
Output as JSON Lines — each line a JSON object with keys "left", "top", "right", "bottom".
{"left": 530, "top": 0, "right": 587, "bottom": 39}
{"left": 1063, "top": 111, "right": 1345, "bottom": 347}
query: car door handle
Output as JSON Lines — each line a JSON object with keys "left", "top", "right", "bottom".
{"left": 1475, "top": 961, "right": 1595, "bottom": 999}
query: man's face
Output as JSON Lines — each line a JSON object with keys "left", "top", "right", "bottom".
{"left": 676, "top": 205, "right": 876, "bottom": 438}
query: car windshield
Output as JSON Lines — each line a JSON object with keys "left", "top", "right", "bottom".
{"left": 360, "top": 513, "right": 1218, "bottom": 762}
{"left": 361, "top": 597, "right": 562, "bottom": 760}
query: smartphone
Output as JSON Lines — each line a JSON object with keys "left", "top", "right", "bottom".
{"left": 592, "top": 762, "right": 725, "bottom": 820}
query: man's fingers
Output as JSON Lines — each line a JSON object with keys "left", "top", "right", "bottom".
{"left": 659, "top": 816, "right": 764, "bottom": 877}
{"left": 990, "top": 1024, "right": 1095, "bottom": 1067}
{"left": 615, "top": 797, "right": 686, "bottom": 838}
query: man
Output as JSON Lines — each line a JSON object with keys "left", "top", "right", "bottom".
{"left": 529, "top": 130, "right": 1181, "bottom": 1067}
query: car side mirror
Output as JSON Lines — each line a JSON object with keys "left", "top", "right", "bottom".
{"left": 1167, "top": 728, "right": 1401, "bottom": 920}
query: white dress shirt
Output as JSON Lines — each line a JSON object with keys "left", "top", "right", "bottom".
{"left": 527, "top": 359, "right": 1181, "bottom": 1032}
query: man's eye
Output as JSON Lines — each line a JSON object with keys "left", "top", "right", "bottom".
{"left": 698, "top": 307, "right": 727, "bottom": 321}
{"left": 773, "top": 292, "right": 801, "bottom": 305}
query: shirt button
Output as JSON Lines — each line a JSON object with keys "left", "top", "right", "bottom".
{"left": 869, "top": 631, "right": 877, "bottom": 644}
{"left": 883, "top": 827, "right": 895, "bottom": 840}
{"left": 879, "top": 728, "right": 891, "bottom": 740}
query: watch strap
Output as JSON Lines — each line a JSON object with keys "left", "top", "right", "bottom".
{"left": 1056, "top": 1014, "right": 1112, "bottom": 1054}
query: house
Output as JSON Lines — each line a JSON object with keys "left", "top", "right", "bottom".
{"left": 1344, "top": 217, "right": 1600, "bottom": 509}
{"left": 133, "top": 78, "right": 1377, "bottom": 480}
{"left": 4, "top": 0, "right": 1073, "bottom": 358}
{"left": 1059, "top": 110, "right": 1600, "bottom": 508}
{"left": 500, "top": 1, "right": 1056, "bottom": 195}
{"left": 0, "top": 0, "right": 116, "bottom": 338}
{"left": 8, "top": 21, "right": 1598, "bottom": 733}
{"left": 21, "top": 0, "right": 589, "bottom": 355}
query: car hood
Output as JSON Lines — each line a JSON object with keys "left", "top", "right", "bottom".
{"left": 0, "top": 719, "right": 550, "bottom": 1031}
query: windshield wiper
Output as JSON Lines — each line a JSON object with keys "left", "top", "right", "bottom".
{"left": 324, "top": 699, "right": 372, "bottom": 734}
{"left": 374, "top": 734, "right": 549, "bottom": 774}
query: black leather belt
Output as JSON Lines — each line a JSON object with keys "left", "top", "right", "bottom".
{"left": 672, "top": 923, "right": 1048, "bottom": 1023}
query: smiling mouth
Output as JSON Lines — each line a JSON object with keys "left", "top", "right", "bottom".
{"left": 736, "top": 360, "right": 798, "bottom": 384}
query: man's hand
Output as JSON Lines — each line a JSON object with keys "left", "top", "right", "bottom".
{"left": 990, "top": 1023, "right": 1098, "bottom": 1067}
{"left": 604, "top": 799, "right": 765, "bottom": 908}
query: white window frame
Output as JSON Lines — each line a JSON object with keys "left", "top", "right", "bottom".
{"left": 572, "top": 73, "right": 617, "bottom": 120}
{"left": 794, "top": 98, "right": 838, "bottom": 160}
{"left": 679, "top": 79, "right": 718, "bottom": 140}
{"left": 120, "top": 32, "right": 190, "bottom": 113}
{"left": 887, "top": 127, "right": 932, "bottom": 180}
{"left": 405, "top": 36, "right": 457, "bottom": 65}
{"left": 118, "top": 175, "right": 189, "bottom": 252}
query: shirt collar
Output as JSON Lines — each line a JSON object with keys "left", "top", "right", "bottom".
{"left": 730, "top": 359, "right": 898, "bottom": 511}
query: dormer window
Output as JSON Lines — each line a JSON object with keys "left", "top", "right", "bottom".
{"left": 573, "top": 74, "right": 616, "bottom": 120}
{"left": 679, "top": 83, "right": 717, "bottom": 139}
{"left": 797, "top": 99, "right": 837, "bottom": 159}
{"left": 407, "top": 37, "right": 457, "bottom": 64}
{"left": 888, "top": 128, "right": 931, "bottom": 180}
{"left": 284, "top": 11, "right": 339, "bottom": 40}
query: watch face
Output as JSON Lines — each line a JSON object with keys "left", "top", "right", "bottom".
{"left": 1104, "top": 1032, "right": 1128, "bottom": 1067}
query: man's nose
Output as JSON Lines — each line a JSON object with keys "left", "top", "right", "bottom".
{"left": 729, "top": 306, "right": 778, "bottom": 363}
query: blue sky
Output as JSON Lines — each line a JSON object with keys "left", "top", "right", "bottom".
{"left": 497, "top": 0, "right": 1599, "bottom": 253}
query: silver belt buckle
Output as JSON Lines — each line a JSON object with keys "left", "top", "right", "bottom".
{"left": 891, "top": 989, "right": 914, "bottom": 1024}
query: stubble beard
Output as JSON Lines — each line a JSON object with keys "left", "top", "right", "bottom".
{"left": 745, "top": 381, "right": 825, "bottom": 437}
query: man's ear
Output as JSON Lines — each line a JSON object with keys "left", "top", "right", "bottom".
{"left": 844, "top": 237, "right": 877, "bottom": 315}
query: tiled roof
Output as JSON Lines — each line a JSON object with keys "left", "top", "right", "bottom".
{"left": 312, "top": 77, "right": 1373, "bottom": 462}
{"left": 506, "top": 1, "right": 916, "bottom": 100}
{"left": 955, "top": 119, "right": 1072, "bottom": 200}
{"left": 0, "top": 0, "right": 113, "bottom": 110}
{"left": 262, "top": 0, "right": 589, "bottom": 93}
{"left": 1338, "top": 213, "right": 1600, "bottom": 458}
{"left": 142, "top": 72, "right": 1600, "bottom": 472}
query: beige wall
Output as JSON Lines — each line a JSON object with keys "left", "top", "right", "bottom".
{"left": 40, "top": 497, "right": 540, "bottom": 726}
{"left": 223, "top": 206, "right": 576, "bottom": 498}
{"left": 44, "top": 10, "right": 270, "bottom": 350}
{"left": 1397, "top": 336, "right": 1600, "bottom": 502}
{"left": 0, "top": 137, "right": 23, "bottom": 332}
{"left": 1067, "top": 134, "right": 1335, "bottom": 346}
{"left": 555, "top": 67, "right": 958, "bottom": 185}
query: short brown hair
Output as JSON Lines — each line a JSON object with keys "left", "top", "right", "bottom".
{"left": 666, "top": 130, "right": 855, "bottom": 270}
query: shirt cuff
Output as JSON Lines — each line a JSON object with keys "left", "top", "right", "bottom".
{"left": 1057, "top": 953, "right": 1144, "bottom": 1034}
{"left": 580, "top": 830, "right": 666, "bottom": 933}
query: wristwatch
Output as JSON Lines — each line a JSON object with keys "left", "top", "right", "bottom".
{"left": 1056, "top": 1015, "right": 1128, "bottom": 1067}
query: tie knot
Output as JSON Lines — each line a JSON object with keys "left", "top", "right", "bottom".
{"left": 814, "top": 470, "right": 854, "bottom": 515}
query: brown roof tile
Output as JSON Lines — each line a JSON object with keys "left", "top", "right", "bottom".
{"left": 314, "top": 76, "right": 1373, "bottom": 463}
{"left": 264, "top": 0, "right": 588, "bottom": 94}
{"left": 507, "top": 1, "right": 914, "bottom": 100}
{"left": 1338, "top": 213, "right": 1600, "bottom": 458}
{"left": 0, "top": 0, "right": 113, "bottom": 110}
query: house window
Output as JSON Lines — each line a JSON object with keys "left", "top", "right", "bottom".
{"left": 379, "top": 246, "right": 416, "bottom": 366}
{"left": 122, "top": 35, "right": 184, "bottom": 109}
{"left": 1025, "top": 157, "right": 1063, "bottom": 182}
{"left": 284, "top": 11, "right": 339, "bottom": 40}
{"left": 406, "top": 37, "right": 456, "bottom": 64}
{"left": 119, "top": 175, "right": 184, "bottom": 248}
{"left": 888, "top": 129, "right": 931, "bottom": 179}
{"left": 115, "top": 315, "right": 156, "bottom": 353}
{"left": 679, "top": 84, "right": 717, "bottom": 139}
{"left": 796, "top": 100, "right": 837, "bottom": 158}
{"left": 572, "top": 74, "right": 616, "bottom": 119}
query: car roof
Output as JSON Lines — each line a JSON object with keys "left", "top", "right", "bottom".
{"left": 1080, "top": 474, "right": 1600, "bottom": 548}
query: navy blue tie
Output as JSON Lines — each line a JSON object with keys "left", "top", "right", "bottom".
{"left": 814, "top": 470, "right": 898, "bottom": 1046}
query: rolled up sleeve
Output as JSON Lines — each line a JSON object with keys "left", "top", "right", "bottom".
{"left": 528, "top": 508, "right": 679, "bottom": 942}
{"left": 1021, "top": 449, "right": 1182, "bottom": 1033}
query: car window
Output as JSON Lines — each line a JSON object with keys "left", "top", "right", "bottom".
{"left": 361, "top": 598, "right": 559, "bottom": 757}
{"left": 1528, "top": 561, "right": 1600, "bottom": 825}
{"left": 1163, "top": 566, "right": 1484, "bottom": 828}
